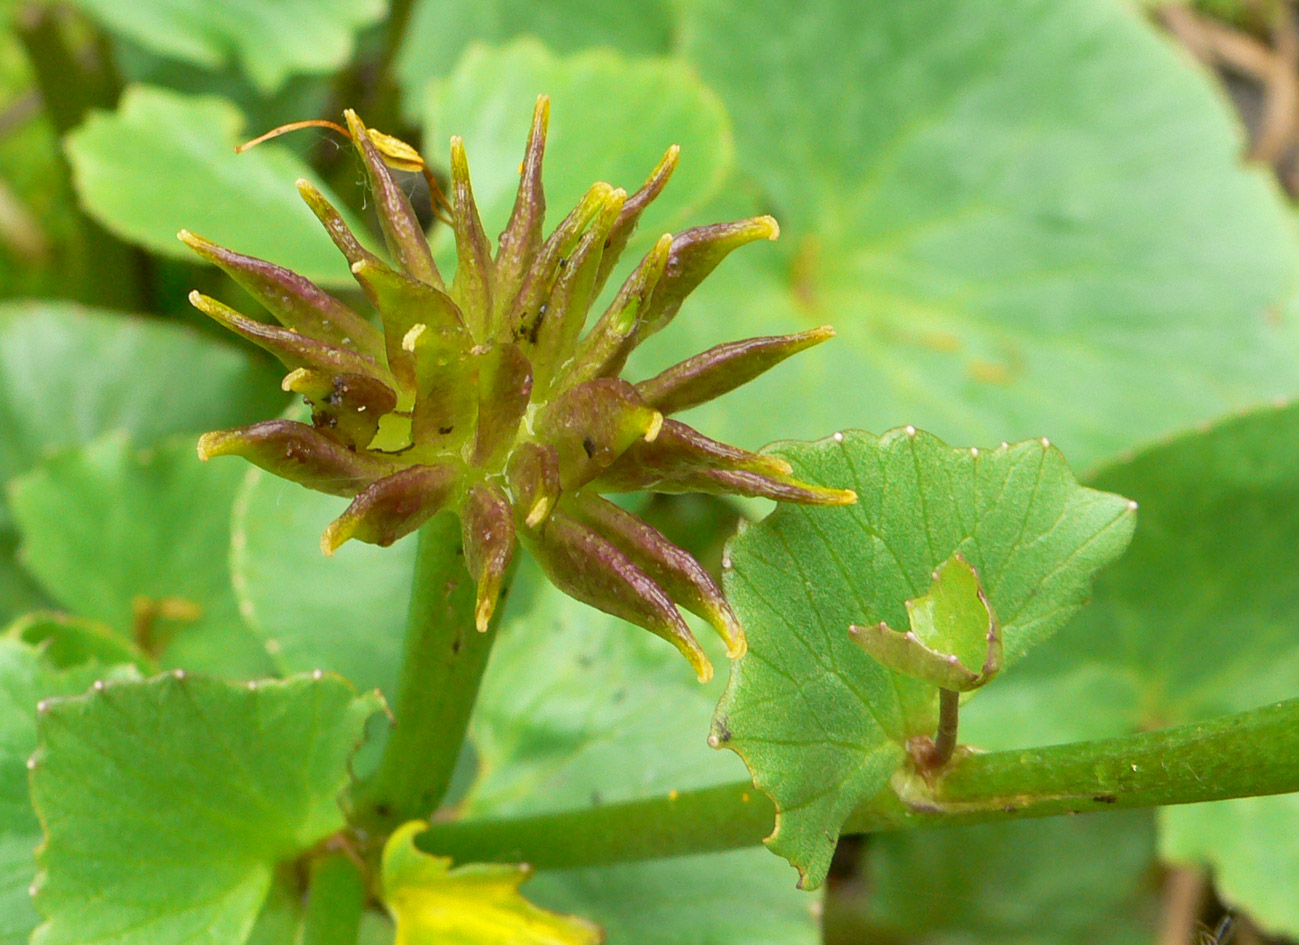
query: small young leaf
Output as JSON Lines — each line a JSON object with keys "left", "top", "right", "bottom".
{"left": 718, "top": 428, "right": 1135, "bottom": 888}
{"left": 30, "top": 672, "right": 381, "bottom": 945}
{"left": 381, "top": 822, "right": 603, "bottom": 945}
{"left": 850, "top": 553, "right": 1001, "bottom": 694}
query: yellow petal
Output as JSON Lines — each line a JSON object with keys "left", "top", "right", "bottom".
{"left": 382, "top": 822, "right": 604, "bottom": 945}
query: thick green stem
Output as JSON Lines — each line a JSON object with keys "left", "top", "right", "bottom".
{"left": 350, "top": 512, "right": 504, "bottom": 833}
{"left": 419, "top": 696, "right": 1299, "bottom": 868}
{"left": 300, "top": 853, "right": 366, "bottom": 945}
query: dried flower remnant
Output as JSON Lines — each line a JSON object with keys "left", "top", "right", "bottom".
{"left": 185, "top": 96, "right": 853, "bottom": 682}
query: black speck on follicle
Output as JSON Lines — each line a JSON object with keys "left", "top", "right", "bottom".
{"left": 451, "top": 635, "right": 462, "bottom": 654}
{"left": 714, "top": 715, "right": 732, "bottom": 743}
{"left": 582, "top": 436, "right": 597, "bottom": 458}
{"left": 557, "top": 256, "right": 567, "bottom": 268}
{"left": 439, "top": 425, "right": 454, "bottom": 435}
{"left": 1093, "top": 794, "right": 1117, "bottom": 804}
{"left": 590, "top": 791, "right": 603, "bottom": 806}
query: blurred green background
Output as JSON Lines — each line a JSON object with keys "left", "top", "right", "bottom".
{"left": 2, "top": 0, "right": 1299, "bottom": 942}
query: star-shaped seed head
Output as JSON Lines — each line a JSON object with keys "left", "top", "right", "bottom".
{"left": 184, "top": 97, "right": 854, "bottom": 682}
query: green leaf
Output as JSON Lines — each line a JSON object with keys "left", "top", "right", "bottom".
{"left": 0, "top": 301, "right": 283, "bottom": 526}
{"left": 421, "top": 41, "right": 733, "bottom": 263}
{"left": 66, "top": 85, "right": 376, "bottom": 287}
{"left": 718, "top": 428, "right": 1135, "bottom": 887}
{"left": 458, "top": 562, "right": 820, "bottom": 942}
{"left": 394, "top": 0, "right": 674, "bottom": 119}
{"left": 857, "top": 812, "right": 1156, "bottom": 945}
{"left": 10, "top": 434, "right": 272, "bottom": 678}
{"left": 525, "top": 848, "right": 822, "bottom": 945}
{"left": 63, "top": 0, "right": 384, "bottom": 93}
{"left": 648, "top": 0, "right": 1299, "bottom": 466}
{"left": 963, "top": 401, "right": 1299, "bottom": 935}
{"left": 30, "top": 672, "right": 380, "bottom": 945}
{"left": 231, "top": 467, "right": 415, "bottom": 696}
{"left": 380, "top": 821, "right": 603, "bottom": 945}
{"left": 0, "top": 640, "right": 136, "bottom": 945}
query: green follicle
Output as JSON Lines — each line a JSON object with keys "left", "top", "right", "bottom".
{"left": 186, "top": 95, "right": 852, "bottom": 680}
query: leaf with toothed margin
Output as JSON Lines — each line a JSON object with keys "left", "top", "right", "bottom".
{"left": 420, "top": 41, "right": 734, "bottom": 267}
{"left": 0, "top": 640, "right": 138, "bottom": 945}
{"left": 29, "top": 671, "right": 381, "bottom": 945}
{"left": 717, "top": 428, "right": 1136, "bottom": 888}
{"left": 960, "top": 401, "right": 1299, "bottom": 937}
{"left": 10, "top": 434, "right": 273, "bottom": 680}
{"left": 457, "top": 560, "right": 822, "bottom": 944}
{"left": 66, "top": 85, "right": 377, "bottom": 287}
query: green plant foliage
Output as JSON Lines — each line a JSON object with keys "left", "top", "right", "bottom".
{"left": 0, "top": 641, "right": 136, "bottom": 945}
{"left": 856, "top": 812, "right": 1156, "bottom": 944}
{"left": 420, "top": 41, "right": 733, "bottom": 264}
{"left": 624, "top": 0, "right": 1299, "bottom": 465}
{"left": 963, "top": 401, "right": 1299, "bottom": 935}
{"left": 10, "top": 434, "right": 272, "bottom": 678}
{"left": 65, "top": 86, "right": 376, "bottom": 287}
{"left": 719, "top": 428, "right": 1136, "bottom": 887}
{"left": 459, "top": 562, "right": 821, "bottom": 942}
{"left": 395, "top": 0, "right": 674, "bottom": 119}
{"left": 62, "top": 0, "right": 385, "bottom": 92}
{"left": 29, "top": 671, "right": 380, "bottom": 945}
{"left": 0, "top": 302, "right": 282, "bottom": 525}
{"left": 231, "top": 467, "right": 415, "bottom": 696}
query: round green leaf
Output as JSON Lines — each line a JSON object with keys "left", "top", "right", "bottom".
{"left": 394, "top": 0, "right": 674, "bottom": 119}
{"left": 231, "top": 468, "right": 415, "bottom": 697}
{"left": 0, "top": 301, "right": 283, "bottom": 525}
{"left": 10, "top": 434, "right": 272, "bottom": 679}
{"left": 29, "top": 672, "right": 380, "bottom": 945}
{"left": 421, "top": 41, "right": 734, "bottom": 264}
{"left": 652, "top": 0, "right": 1299, "bottom": 465}
{"left": 66, "top": 85, "right": 376, "bottom": 287}
{"left": 719, "top": 428, "right": 1135, "bottom": 887}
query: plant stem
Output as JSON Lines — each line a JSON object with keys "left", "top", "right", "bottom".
{"left": 418, "top": 696, "right": 1299, "bottom": 868}
{"left": 301, "top": 853, "right": 367, "bottom": 945}
{"left": 928, "top": 688, "right": 960, "bottom": 768}
{"left": 350, "top": 511, "right": 504, "bottom": 834}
